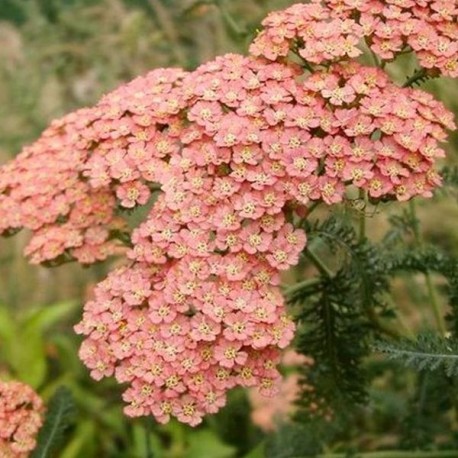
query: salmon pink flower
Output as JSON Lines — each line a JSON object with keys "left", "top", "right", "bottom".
{"left": 0, "top": 381, "right": 45, "bottom": 457}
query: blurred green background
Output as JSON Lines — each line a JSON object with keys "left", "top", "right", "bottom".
{"left": 0, "top": 1, "right": 458, "bottom": 457}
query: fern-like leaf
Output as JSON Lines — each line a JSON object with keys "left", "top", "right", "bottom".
{"left": 402, "top": 68, "right": 435, "bottom": 87}
{"left": 292, "top": 217, "right": 392, "bottom": 421}
{"left": 374, "top": 333, "right": 458, "bottom": 377}
{"left": 32, "top": 387, "right": 75, "bottom": 458}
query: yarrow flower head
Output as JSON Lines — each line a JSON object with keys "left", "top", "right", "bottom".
{"left": 251, "top": 0, "right": 458, "bottom": 77}
{"left": 325, "top": 0, "right": 458, "bottom": 76}
{"left": 0, "top": 381, "right": 44, "bottom": 457}
{"left": 0, "top": 68, "right": 187, "bottom": 265}
{"left": 72, "top": 53, "right": 453, "bottom": 425}
{"left": 0, "top": 3, "right": 456, "bottom": 427}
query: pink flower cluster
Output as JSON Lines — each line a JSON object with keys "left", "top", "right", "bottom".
{"left": 75, "top": 54, "right": 451, "bottom": 425}
{"left": 0, "top": 381, "right": 44, "bottom": 457}
{"left": 251, "top": 0, "right": 458, "bottom": 77}
{"left": 0, "top": 2, "right": 455, "bottom": 428}
{"left": 250, "top": 2, "right": 364, "bottom": 64}
{"left": 0, "top": 107, "right": 125, "bottom": 264}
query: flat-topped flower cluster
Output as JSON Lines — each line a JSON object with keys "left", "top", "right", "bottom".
{"left": 0, "top": 1, "right": 456, "bottom": 426}
{"left": 252, "top": 0, "right": 458, "bottom": 76}
{"left": 0, "top": 381, "right": 44, "bottom": 457}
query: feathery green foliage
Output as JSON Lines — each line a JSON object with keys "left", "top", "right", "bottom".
{"left": 375, "top": 333, "right": 458, "bottom": 377}
{"left": 383, "top": 208, "right": 418, "bottom": 248}
{"left": 32, "top": 387, "right": 75, "bottom": 458}
{"left": 290, "top": 217, "right": 393, "bottom": 422}
{"left": 402, "top": 68, "right": 435, "bottom": 88}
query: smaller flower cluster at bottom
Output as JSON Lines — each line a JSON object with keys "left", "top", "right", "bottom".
{"left": 0, "top": 381, "right": 44, "bottom": 457}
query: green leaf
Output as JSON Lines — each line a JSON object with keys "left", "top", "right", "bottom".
{"left": 186, "top": 430, "right": 236, "bottom": 458}
{"left": 23, "top": 301, "right": 78, "bottom": 331}
{"left": 374, "top": 333, "right": 458, "bottom": 377}
{"left": 441, "top": 165, "right": 458, "bottom": 190}
{"left": 131, "top": 422, "right": 163, "bottom": 458}
{"left": 9, "top": 320, "right": 47, "bottom": 388}
{"left": 59, "top": 420, "right": 96, "bottom": 458}
{"left": 50, "top": 334, "right": 85, "bottom": 376}
{"left": 385, "top": 248, "right": 458, "bottom": 335}
{"left": 6, "top": 302, "right": 79, "bottom": 388}
{"left": 0, "top": 306, "right": 15, "bottom": 355}
{"left": 292, "top": 217, "right": 387, "bottom": 420}
{"left": 212, "top": 388, "right": 259, "bottom": 455}
{"left": 32, "top": 387, "right": 75, "bottom": 458}
{"left": 0, "top": 305, "right": 47, "bottom": 387}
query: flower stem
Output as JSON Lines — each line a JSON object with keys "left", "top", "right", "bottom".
{"left": 301, "top": 58, "right": 315, "bottom": 74}
{"left": 364, "top": 37, "right": 381, "bottom": 68}
{"left": 425, "top": 270, "right": 446, "bottom": 335}
{"left": 283, "top": 277, "right": 322, "bottom": 297}
{"left": 304, "top": 247, "right": 334, "bottom": 278}
{"left": 384, "top": 294, "right": 415, "bottom": 338}
{"left": 358, "top": 189, "right": 367, "bottom": 242}
{"left": 145, "top": 418, "right": 154, "bottom": 458}
{"left": 366, "top": 305, "right": 403, "bottom": 339}
{"left": 307, "top": 201, "right": 321, "bottom": 216}
{"left": 408, "top": 200, "right": 446, "bottom": 336}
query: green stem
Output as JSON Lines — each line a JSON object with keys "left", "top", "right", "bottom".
{"left": 304, "top": 247, "right": 334, "bottom": 278}
{"left": 358, "top": 189, "right": 367, "bottom": 242}
{"left": 365, "top": 306, "right": 402, "bottom": 339}
{"left": 317, "top": 451, "right": 458, "bottom": 458}
{"left": 364, "top": 37, "right": 380, "bottom": 68}
{"left": 408, "top": 199, "right": 421, "bottom": 241}
{"left": 408, "top": 200, "right": 447, "bottom": 336}
{"left": 384, "top": 295, "right": 415, "bottom": 339}
{"left": 145, "top": 418, "right": 154, "bottom": 458}
{"left": 283, "top": 277, "right": 322, "bottom": 297}
{"left": 301, "top": 58, "right": 315, "bottom": 74}
{"left": 397, "top": 45, "right": 414, "bottom": 56}
{"left": 306, "top": 201, "right": 320, "bottom": 217}
{"left": 148, "top": 183, "right": 162, "bottom": 192}
{"left": 425, "top": 271, "right": 446, "bottom": 335}
{"left": 169, "top": 421, "right": 186, "bottom": 458}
